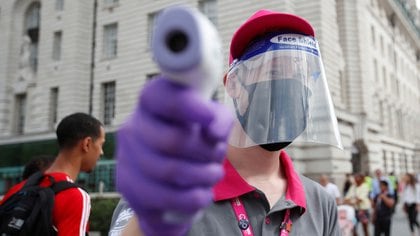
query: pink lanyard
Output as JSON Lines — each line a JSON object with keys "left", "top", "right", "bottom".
{"left": 230, "top": 197, "right": 293, "bottom": 236}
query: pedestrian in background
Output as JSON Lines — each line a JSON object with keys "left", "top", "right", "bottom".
{"left": 370, "top": 169, "right": 394, "bottom": 203}
{"left": 388, "top": 171, "right": 399, "bottom": 212}
{"left": 364, "top": 172, "right": 373, "bottom": 197}
{"left": 320, "top": 174, "right": 341, "bottom": 204}
{"left": 337, "top": 203, "right": 357, "bottom": 236}
{"left": 343, "top": 173, "right": 353, "bottom": 197}
{"left": 344, "top": 173, "right": 371, "bottom": 236}
{"left": 372, "top": 180, "right": 395, "bottom": 236}
{"left": 22, "top": 155, "right": 55, "bottom": 179}
{"left": 401, "top": 173, "right": 420, "bottom": 236}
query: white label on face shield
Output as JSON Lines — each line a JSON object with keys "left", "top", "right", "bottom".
{"left": 270, "top": 34, "right": 317, "bottom": 49}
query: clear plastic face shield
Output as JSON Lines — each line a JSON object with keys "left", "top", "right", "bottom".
{"left": 225, "top": 33, "right": 342, "bottom": 149}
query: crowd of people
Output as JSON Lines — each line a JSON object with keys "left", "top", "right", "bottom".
{"left": 320, "top": 171, "right": 420, "bottom": 236}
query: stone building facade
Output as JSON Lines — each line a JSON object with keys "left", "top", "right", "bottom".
{"left": 0, "top": 0, "right": 419, "bottom": 188}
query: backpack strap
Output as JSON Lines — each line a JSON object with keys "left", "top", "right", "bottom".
{"left": 51, "top": 181, "right": 82, "bottom": 194}
{"left": 24, "top": 171, "right": 84, "bottom": 194}
{"left": 24, "top": 171, "right": 45, "bottom": 187}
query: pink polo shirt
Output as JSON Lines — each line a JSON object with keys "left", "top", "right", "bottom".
{"left": 213, "top": 150, "right": 306, "bottom": 210}
{"left": 187, "top": 150, "right": 340, "bottom": 236}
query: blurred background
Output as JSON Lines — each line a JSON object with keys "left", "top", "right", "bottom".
{"left": 0, "top": 0, "right": 419, "bottom": 234}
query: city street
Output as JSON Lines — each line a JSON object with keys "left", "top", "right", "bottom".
{"left": 356, "top": 203, "right": 416, "bottom": 236}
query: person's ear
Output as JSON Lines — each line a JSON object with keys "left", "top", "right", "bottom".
{"left": 81, "top": 137, "right": 92, "bottom": 152}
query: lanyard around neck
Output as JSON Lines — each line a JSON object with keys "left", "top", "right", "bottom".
{"left": 230, "top": 197, "right": 293, "bottom": 236}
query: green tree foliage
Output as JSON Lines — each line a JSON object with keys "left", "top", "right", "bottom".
{"left": 90, "top": 197, "right": 120, "bottom": 234}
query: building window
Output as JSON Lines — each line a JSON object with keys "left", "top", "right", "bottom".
{"left": 24, "top": 2, "right": 41, "bottom": 72}
{"left": 380, "top": 35, "right": 384, "bottom": 55}
{"left": 147, "top": 12, "right": 157, "bottom": 46}
{"left": 373, "top": 59, "right": 378, "bottom": 82}
{"left": 104, "top": 0, "right": 118, "bottom": 5}
{"left": 15, "top": 94, "right": 27, "bottom": 134}
{"left": 371, "top": 25, "right": 375, "bottom": 47}
{"left": 397, "top": 110, "right": 404, "bottom": 138}
{"left": 49, "top": 87, "right": 59, "bottom": 128}
{"left": 388, "top": 105, "right": 393, "bottom": 134}
{"left": 379, "top": 101, "right": 384, "bottom": 124}
{"left": 103, "top": 23, "right": 118, "bottom": 59}
{"left": 382, "top": 150, "right": 387, "bottom": 170}
{"left": 339, "top": 70, "right": 347, "bottom": 104}
{"left": 199, "top": 0, "right": 218, "bottom": 26}
{"left": 55, "top": 0, "right": 64, "bottom": 11}
{"left": 103, "top": 82, "right": 115, "bottom": 125}
{"left": 52, "top": 31, "right": 62, "bottom": 61}
{"left": 382, "top": 66, "right": 387, "bottom": 88}
{"left": 387, "top": 44, "right": 392, "bottom": 62}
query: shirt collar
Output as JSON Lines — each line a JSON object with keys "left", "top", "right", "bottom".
{"left": 213, "top": 150, "right": 306, "bottom": 210}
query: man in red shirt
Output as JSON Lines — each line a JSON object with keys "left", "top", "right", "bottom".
{"left": 1, "top": 112, "right": 105, "bottom": 236}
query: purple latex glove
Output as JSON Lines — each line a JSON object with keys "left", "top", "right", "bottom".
{"left": 116, "top": 76, "right": 233, "bottom": 236}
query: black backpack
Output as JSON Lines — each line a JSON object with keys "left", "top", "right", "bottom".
{"left": 0, "top": 171, "right": 80, "bottom": 236}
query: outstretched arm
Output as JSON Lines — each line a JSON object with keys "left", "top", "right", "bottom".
{"left": 116, "top": 77, "right": 233, "bottom": 236}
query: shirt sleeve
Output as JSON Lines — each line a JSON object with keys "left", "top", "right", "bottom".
{"left": 0, "top": 182, "right": 24, "bottom": 204}
{"left": 386, "top": 178, "right": 394, "bottom": 195}
{"left": 54, "top": 187, "right": 91, "bottom": 236}
{"left": 343, "top": 185, "right": 355, "bottom": 200}
{"left": 370, "top": 179, "right": 379, "bottom": 199}
{"left": 109, "top": 198, "right": 135, "bottom": 236}
{"left": 333, "top": 185, "right": 341, "bottom": 198}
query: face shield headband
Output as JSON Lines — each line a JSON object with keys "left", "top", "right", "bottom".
{"left": 224, "top": 33, "right": 342, "bottom": 149}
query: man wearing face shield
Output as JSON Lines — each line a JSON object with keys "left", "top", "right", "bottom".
{"left": 226, "top": 29, "right": 341, "bottom": 151}
{"left": 115, "top": 9, "right": 342, "bottom": 236}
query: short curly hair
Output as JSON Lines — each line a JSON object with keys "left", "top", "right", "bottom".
{"left": 56, "top": 113, "right": 103, "bottom": 150}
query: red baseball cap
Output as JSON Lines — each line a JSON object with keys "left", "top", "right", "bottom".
{"left": 229, "top": 9, "right": 315, "bottom": 64}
